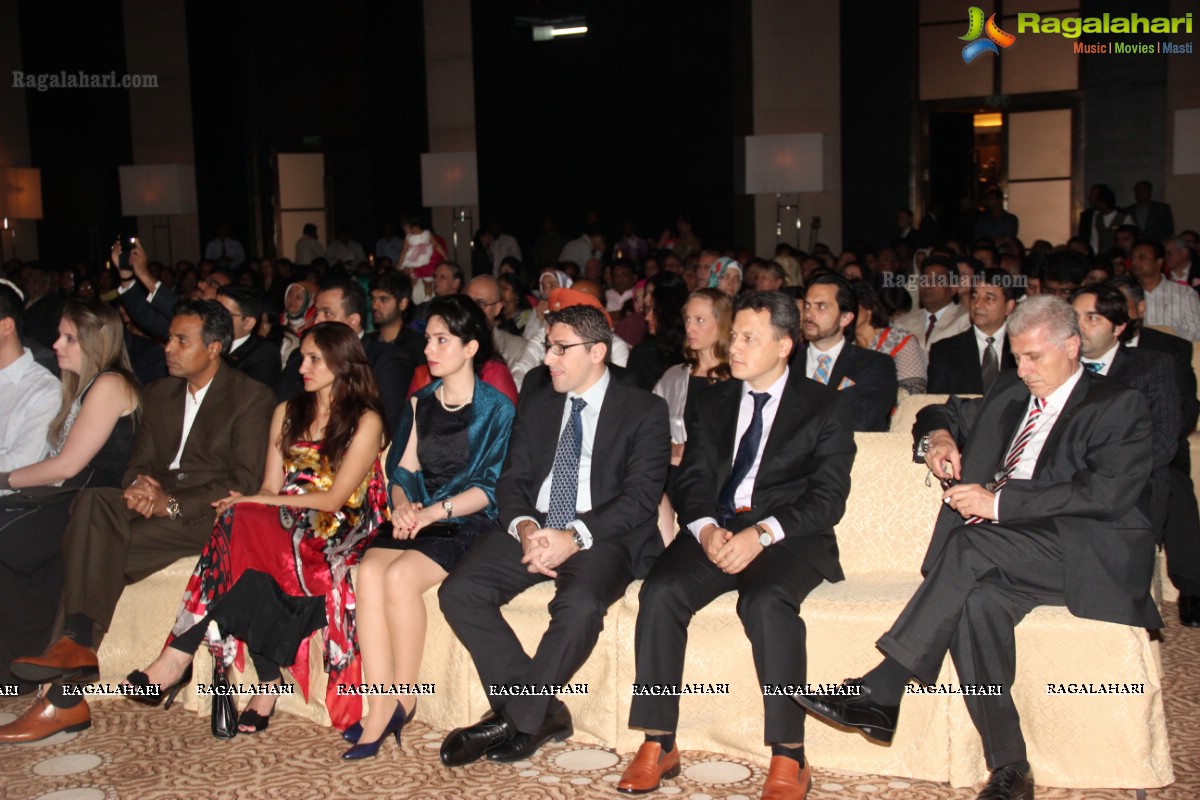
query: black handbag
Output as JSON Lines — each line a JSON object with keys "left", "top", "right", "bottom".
{"left": 209, "top": 636, "right": 238, "bottom": 739}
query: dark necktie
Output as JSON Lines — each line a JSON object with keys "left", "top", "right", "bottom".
{"left": 717, "top": 391, "right": 771, "bottom": 523}
{"left": 545, "top": 397, "right": 587, "bottom": 529}
{"left": 925, "top": 313, "right": 937, "bottom": 344}
{"left": 1084, "top": 361, "right": 1103, "bottom": 373}
{"left": 966, "top": 397, "right": 1045, "bottom": 524}
{"left": 981, "top": 336, "right": 999, "bottom": 392}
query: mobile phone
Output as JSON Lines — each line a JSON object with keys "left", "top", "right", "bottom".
{"left": 939, "top": 476, "right": 958, "bottom": 490}
{"left": 117, "top": 236, "right": 137, "bottom": 270}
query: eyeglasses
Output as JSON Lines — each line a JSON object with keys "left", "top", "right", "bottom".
{"left": 543, "top": 341, "right": 598, "bottom": 356}
{"left": 473, "top": 297, "right": 501, "bottom": 309}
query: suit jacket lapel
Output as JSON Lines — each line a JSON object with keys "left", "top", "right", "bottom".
{"left": 178, "top": 365, "right": 228, "bottom": 465}
{"left": 828, "top": 345, "right": 851, "bottom": 389}
{"left": 971, "top": 391, "right": 1027, "bottom": 484}
{"left": 591, "top": 385, "right": 617, "bottom": 498}
{"left": 158, "top": 378, "right": 189, "bottom": 469}
{"left": 712, "top": 380, "right": 742, "bottom": 490}
{"left": 759, "top": 372, "right": 804, "bottom": 469}
{"left": 1032, "top": 371, "right": 1091, "bottom": 478}
{"left": 1107, "top": 346, "right": 1130, "bottom": 381}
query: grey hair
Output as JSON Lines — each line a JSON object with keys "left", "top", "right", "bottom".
{"left": 1007, "top": 294, "right": 1080, "bottom": 346}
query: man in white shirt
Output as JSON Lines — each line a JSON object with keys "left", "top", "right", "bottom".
{"left": 797, "top": 296, "right": 1159, "bottom": 800}
{"left": 892, "top": 257, "right": 970, "bottom": 352}
{"left": 374, "top": 224, "right": 404, "bottom": 267}
{"left": 325, "top": 232, "right": 367, "bottom": 267}
{"left": 203, "top": 224, "right": 246, "bottom": 270}
{"left": 1131, "top": 238, "right": 1200, "bottom": 340}
{"left": 465, "top": 275, "right": 526, "bottom": 369}
{"left": 487, "top": 222, "right": 522, "bottom": 272}
{"left": 1078, "top": 184, "right": 1133, "bottom": 254}
{"left": 295, "top": 223, "right": 325, "bottom": 266}
{"left": 0, "top": 283, "right": 59, "bottom": 486}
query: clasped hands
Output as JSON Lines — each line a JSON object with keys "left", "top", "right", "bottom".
{"left": 699, "top": 524, "right": 763, "bottom": 574}
{"left": 924, "top": 429, "right": 996, "bottom": 521}
{"left": 124, "top": 475, "right": 169, "bottom": 518}
{"left": 389, "top": 500, "right": 443, "bottom": 539}
{"left": 517, "top": 520, "right": 579, "bottom": 578}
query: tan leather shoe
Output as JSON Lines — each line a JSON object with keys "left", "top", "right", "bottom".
{"left": 11, "top": 637, "right": 98, "bottom": 683}
{"left": 617, "top": 741, "right": 682, "bottom": 794}
{"left": 0, "top": 696, "right": 91, "bottom": 744}
{"left": 761, "top": 755, "right": 812, "bottom": 800}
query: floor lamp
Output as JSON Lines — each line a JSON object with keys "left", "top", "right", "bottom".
{"left": 744, "top": 134, "right": 825, "bottom": 250}
{"left": 420, "top": 151, "right": 479, "bottom": 268}
{"left": 0, "top": 168, "right": 44, "bottom": 264}
{"left": 118, "top": 164, "right": 198, "bottom": 266}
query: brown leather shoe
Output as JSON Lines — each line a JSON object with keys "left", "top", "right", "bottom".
{"left": 0, "top": 696, "right": 91, "bottom": 744}
{"left": 10, "top": 637, "right": 98, "bottom": 683}
{"left": 761, "top": 755, "right": 813, "bottom": 800}
{"left": 617, "top": 741, "right": 681, "bottom": 794}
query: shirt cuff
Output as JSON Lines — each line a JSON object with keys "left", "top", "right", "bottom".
{"left": 117, "top": 281, "right": 132, "bottom": 295}
{"left": 992, "top": 490, "right": 1001, "bottom": 522}
{"left": 145, "top": 281, "right": 162, "bottom": 303}
{"left": 568, "top": 519, "right": 594, "bottom": 550}
{"left": 759, "top": 515, "right": 785, "bottom": 544}
{"left": 688, "top": 516, "right": 720, "bottom": 542}
{"left": 508, "top": 515, "right": 539, "bottom": 540}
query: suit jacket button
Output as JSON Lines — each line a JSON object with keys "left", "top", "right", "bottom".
{"left": 176, "top": 472, "right": 187, "bottom": 481}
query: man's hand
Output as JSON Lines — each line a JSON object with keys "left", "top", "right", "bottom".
{"left": 516, "top": 519, "right": 543, "bottom": 557}
{"left": 942, "top": 483, "right": 996, "bottom": 521}
{"left": 124, "top": 474, "right": 169, "bottom": 518}
{"left": 520, "top": 528, "right": 580, "bottom": 578}
{"left": 924, "top": 429, "right": 962, "bottom": 482}
{"left": 129, "top": 242, "right": 153, "bottom": 291}
{"left": 713, "top": 528, "right": 764, "bottom": 575}
{"left": 698, "top": 523, "right": 732, "bottom": 563}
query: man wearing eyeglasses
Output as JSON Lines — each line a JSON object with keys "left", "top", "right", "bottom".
{"left": 465, "top": 274, "right": 525, "bottom": 368}
{"left": 439, "top": 304, "right": 670, "bottom": 767}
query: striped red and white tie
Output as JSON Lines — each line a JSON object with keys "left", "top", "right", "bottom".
{"left": 966, "top": 397, "right": 1045, "bottom": 524}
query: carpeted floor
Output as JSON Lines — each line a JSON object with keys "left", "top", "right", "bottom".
{"left": 2, "top": 603, "right": 1197, "bottom": 800}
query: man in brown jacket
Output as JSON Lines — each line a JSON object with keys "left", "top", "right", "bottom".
{"left": 1, "top": 300, "right": 275, "bottom": 742}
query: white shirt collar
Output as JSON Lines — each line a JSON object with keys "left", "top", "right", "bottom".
{"left": 973, "top": 322, "right": 1006, "bottom": 350}
{"left": 570, "top": 366, "right": 611, "bottom": 407}
{"left": 230, "top": 334, "right": 250, "bottom": 353}
{"left": 809, "top": 335, "right": 847, "bottom": 361}
{"left": 188, "top": 375, "right": 215, "bottom": 403}
{"left": 1083, "top": 342, "right": 1120, "bottom": 375}
{"left": 743, "top": 365, "right": 790, "bottom": 399}
{"left": 1042, "top": 365, "right": 1085, "bottom": 412}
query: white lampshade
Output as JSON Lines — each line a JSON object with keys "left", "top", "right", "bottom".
{"left": 0, "top": 168, "right": 43, "bottom": 219}
{"left": 421, "top": 152, "right": 479, "bottom": 207}
{"left": 119, "top": 164, "right": 198, "bottom": 216}
{"left": 744, "top": 134, "right": 825, "bottom": 194}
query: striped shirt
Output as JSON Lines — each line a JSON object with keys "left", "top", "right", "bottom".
{"left": 1144, "top": 277, "right": 1200, "bottom": 341}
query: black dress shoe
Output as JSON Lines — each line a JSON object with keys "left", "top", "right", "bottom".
{"left": 487, "top": 703, "right": 573, "bottom": 762}
{"left": 1179, "top": 595, "right": 1200, "bottom": 627}
{"left": 976, "top": 763, "right": 1033, "bottom": 800}
{"left": 440, "top": 710, "right": 513, "bottom": 767}
{"left": 791, "top": 678, "right": 900, "bottom": 743}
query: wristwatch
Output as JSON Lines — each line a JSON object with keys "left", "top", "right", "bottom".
{"left": 755, "top": 523, "right": 773, "bottom": 548}
{"left": 165, "top": 495, "right": 182, "bottom": 520}
{"left": 567, "top": 526, "right": 586, "bottom": 550}
{"left": 442, "top": 499, "right": 453, "bottom": 519}
{"left": 913, "top": 433, "right": 932, "bottom": 463}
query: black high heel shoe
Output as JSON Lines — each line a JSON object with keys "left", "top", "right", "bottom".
{"left": 237, "top": 696, "right": 279, "bottom": 734}
{"left": 341, "top": 700, "right": 416, "bottom": 760}
{"left": 124, "top": 663, "right": 193, "bottom": 709}
{"left": 341, "top": 720, "right": 363, "bottom": 743}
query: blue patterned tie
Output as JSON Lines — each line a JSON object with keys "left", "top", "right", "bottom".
{"left": 813, "top": 354, "right": 832, "bottom": 385}
{"left": 1084, "top": 361, "right": 1102, "bottom": 373}
{"left": 717, "top": 391, "right": 771, "bottom": 523}
{"left": 545, "top": 397, "right": 588, "bottom": 529}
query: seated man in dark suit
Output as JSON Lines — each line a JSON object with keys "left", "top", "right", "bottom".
{"left": 1, "top": 300, "right": 275, "bottom": 743}
{"left": 619, "top": 292, "right": 854, "bottom": 799}
{"left": 792, "top": 273, "right": 897, "bottom": 431}
{"left": 216, "top": 286, "right": 280, "bottom": 388}
{"left": 928, "top": 268, "right": 1017, "bottom": 395}
{"left": 364, "top": 271, "right": 424, "bottom": 431}
{"left": 439, "top": 305, "right": 670, "bottom": 766}
{"left": 1112, "top": 275, "right": 1200, "bottom": 625}
{"left": 795, "top": 296, "right": 1159, "bottom": 800}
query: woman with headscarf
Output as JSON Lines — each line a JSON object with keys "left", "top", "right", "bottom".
{"left": 707, "top": 256, "right": 744, "bottom": 298}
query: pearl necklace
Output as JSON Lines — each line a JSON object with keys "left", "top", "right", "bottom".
{"left": 437, "top": 384, "right": 472, "bottom": 413}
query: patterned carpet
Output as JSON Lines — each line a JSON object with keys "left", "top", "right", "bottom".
{"left": 2, "top": 603, "right": 1197, "bottom": 800}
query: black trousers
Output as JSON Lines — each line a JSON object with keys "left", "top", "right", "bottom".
{"left": 438, "top": 529, "right": 633, "bottom": 734}
{"left": 1164, "top": 463, "right": 1200, "bottom": 595}
{"left": 628, "top": 533, "right": 824, "bottom": 744}
{"left": 876, "top": 521, "right": 1065, "bottom": 769}
{"left": 0, "top": 502, "right": 72, "bottom": 681}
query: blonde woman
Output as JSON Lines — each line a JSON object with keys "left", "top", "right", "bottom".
{"left": 0, "top": 301, "right": 140, "bottom": 686}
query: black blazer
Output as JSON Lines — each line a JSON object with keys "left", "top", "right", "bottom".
{"left": 1136, "top": 326, "right": 1199, "bottom": 435}
{"left": 913, "top": 370, "right": 1161, "bottom": 629}
{"left": 1125, "top": 200, "right": 1175, "bottom": 242}
{"left": 496, "top": 373, "right": 670, "bottom": 577}
{"left": 225, "top": 335, "right": 281, "bottom": 389}
{"left": 927, "top": 328, "right": 1015, "bottom": 395}
{"left": 363, "top": 328, "right": 424, "bottom": 433}
{"left": 118, "top": 281, "right": 178, "bottom": 341}
{"left": 672, "top": 370, "right": 854, "bottom": 583}
{"left": 791, "top": 341, "right": 897, "bottom": 432}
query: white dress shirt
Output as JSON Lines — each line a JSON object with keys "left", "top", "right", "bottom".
{"left": 991, "top": 366, "right": 1084, "bottom": 520}
{"left": 169, "top": 378, "right": 214, "bottom": 470}
{"left": 804, "top": 337, "right": 846, "bottom": 382}
{"left": 973, "top": 323, "right": 1007, "bottom": 365}
{"left": 1144, "top": 276, "right": 1200, "bottom": 341}
{"left": 0, "top": 349, "right": 60, "bottom": 489}
{"left": 229, "top": 334, "right": 250, "bottom": 355}
{"left": 204, "top": 237, "right": 246, "bottom": 268}
{"left": 687, "top": 368, "right": 790, "bottom": 544}
{"left": 326, "top": 239, "right": 367, "bottom": 266}
{"left": 508, "top": 369, "right": 611, "bottom": 547}
{"left": 374, "top": 235, "right": 404, "bottom": 266}
{"left": 295, "top": 236, "right": 325, "bottom": 266}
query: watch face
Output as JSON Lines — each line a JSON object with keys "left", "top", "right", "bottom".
{"left": 759, "top": 531, "right": 772, "bottom": 546}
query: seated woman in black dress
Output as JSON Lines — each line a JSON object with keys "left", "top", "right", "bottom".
{"left": 0, "top": 301, "right": 139, "bottom": 687}
{"left": 126, "top": 323, "right": 388, "bottom": 733}
{"left": 343, "top": 295, "right": 515, "bottom": 759}
{"left": 628, "top": 271, "right": 688, "bottom": 390}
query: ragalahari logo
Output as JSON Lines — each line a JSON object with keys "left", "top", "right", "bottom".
{"left": 960, "top": 7, "right": 1016, "bottom": 63}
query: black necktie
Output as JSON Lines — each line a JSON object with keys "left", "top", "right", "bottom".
{"left": 981, "top": 336, "right": 999, "bottom": 392}
{"left": 718, "top": 391, "right": 771, "bottom": 523}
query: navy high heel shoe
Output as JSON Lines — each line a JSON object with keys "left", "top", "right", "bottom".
{"left": 341, "top": 720, "right": 363, "bottom": 743}
{"left": 340, "top": 700, "right": 416, "bottom": 760}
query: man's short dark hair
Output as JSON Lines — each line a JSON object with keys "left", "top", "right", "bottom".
{"left": 1092, "top": 183, "right": 1116, "bottom": 208}
{"left": 0, "top": 283, "right": 24, "bottom": 340}
{"left": 805, "top": 272, "right": 857, "bottom": 338}
{"left": 974, "top": 267, "right": 1017, "bottom": 301}
{"left": 1044, "top": 251, "right": 1089, "bottom": 286}
{"left": 1073, "top": 283, "right": 1130, "bottom": 330}
{"left": 369, "top": 271, "right": 413, "bottom": 304}
{"left": 733, "top": 290, "right": 801, "bottom": 347}
{"left": 1132, "top": 238, "right": 1165, "bottom": 261}
{"left": 217, "top": 286, "right": 264, "bottom": 321}
{"left": 174, "top": 299, "right": 233, "bottom": 354}
{"left": 319, "top": 276, "right": 368, "bottom": 321}
{"left": 1109, "top": 275, "right": 1145, "bottom": 304}
{"left": 545, "top": 304, "right": 612, "bottom": 362}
